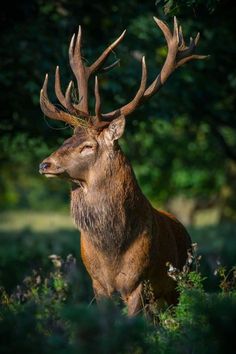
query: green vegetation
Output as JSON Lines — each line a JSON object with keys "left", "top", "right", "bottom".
{"left": 1, "top": 215, "right": 236, "bottom": 353}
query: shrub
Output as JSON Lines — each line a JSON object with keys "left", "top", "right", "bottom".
{"left": 0, "top": 247, "right": 236, "bottom": 354}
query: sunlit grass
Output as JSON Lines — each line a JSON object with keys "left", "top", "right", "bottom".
{"left": 0, "top": 210, "right": 74, "bottom": 232}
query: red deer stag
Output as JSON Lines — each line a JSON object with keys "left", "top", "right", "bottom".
{"left": 39, "top": 17, "right": 206, "bottom": 316}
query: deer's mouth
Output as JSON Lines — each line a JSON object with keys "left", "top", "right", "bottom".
{"left": 39, "top": 161, "right": 65, "bottom": 177}
{"left": 41, "top": 169, "right": 67, "bottom": 178}
{"left": 43, "top": 172, "right": 63, "bottom": 178}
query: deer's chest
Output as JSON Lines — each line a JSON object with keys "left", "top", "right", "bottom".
{"left": 80, "top": 231, "right": 152, "bottom": 296}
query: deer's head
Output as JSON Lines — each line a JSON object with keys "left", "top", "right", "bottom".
{"left": 39, "top": 116, "right": 126, "bottom": 186}
{"left": 39, "top": 17, "right": 206, "bottom": 186}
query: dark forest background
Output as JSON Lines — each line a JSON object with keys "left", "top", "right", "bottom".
{"left": 1, "top": 1, "right": 236, "bottom": 353}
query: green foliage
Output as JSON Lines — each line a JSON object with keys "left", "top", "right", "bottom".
{"left": 214, "top": 265, "right": 236, "bottom": 292}
{"left": 0, "top": 255, "right": 150, "bottom": 354}
{"left": 123, "top": 117, "right": 225, "bottom": 204}
{"left": 1, "top": 241, "right": 236, "bottom": 354}
{"left": 0, "top": 212, "right": 236, "bottom": 353}
{"left": 161, "top": 0, "right": 221, "bottom": 15}
{"left": 0, "top": 133, "right": 70, "bottom": 210}
{"left": 156, "top": 288, "right": 236, "bottom": 354}
{"left": 0, "top": 227, "right": 87, "bottom": 292}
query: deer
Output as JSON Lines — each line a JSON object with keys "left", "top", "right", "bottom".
{"left": 39, "top": 17, "right": 207, "bottom": 316}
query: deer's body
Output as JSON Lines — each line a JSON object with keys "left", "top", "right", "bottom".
{"left": 72, "top": 146, "right": 191, "bottom": 314}
{"left": 39, "top": 17, "right": 205, "bottom": 315}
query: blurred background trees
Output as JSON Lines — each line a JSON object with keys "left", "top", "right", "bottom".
{"left": 0, "top": 0, "right": 235, "bottom": 223}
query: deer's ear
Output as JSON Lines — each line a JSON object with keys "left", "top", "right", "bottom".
{"left": 104, "top": 115, "right": 126, "bottom": 142}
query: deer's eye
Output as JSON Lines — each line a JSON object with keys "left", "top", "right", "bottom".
{"left": 80, "top": 144, "right": 95, "bottom": 156}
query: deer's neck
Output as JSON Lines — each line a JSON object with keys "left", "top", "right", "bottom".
{"left": 70, "top": 151, "right": 152, "bottom": 254}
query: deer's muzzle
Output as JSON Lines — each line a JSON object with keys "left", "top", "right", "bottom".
{"left": 39, "top": 159, "right": 65, "bottom": 177}
{"left": 39, "top": 162, "right": 51, "bottom": 172}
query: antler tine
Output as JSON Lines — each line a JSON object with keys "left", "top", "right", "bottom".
{"left": 69, "top": 27, "right": 82, "bottom": 79}
{"left": 68, "top": 26, "right": 90, "bottom": 113}
{"left": 176, "top": 53, "right": 208, "bottom": 68}
{"left": 65, "top": 81, "right": 77, "bottom": 114}
{"left": 178, "top": 25, "right": 185, "bottom": 49}
{"left": 40, "top": 74, "right": 80, "bottom": 127}
{"left": 102, "top": 56, "right": 147, "bottom": 119}
{"left": 94, "top": 76, "right": 101, "bottom": 119}
{"left": 194, "top": 32, "right": 200, "bottom": 46}
{"left": 55, "top": 66, "right": 67, "bottom": 107}
{"left": 93, "top": 76, "right": 111, "bottom": 129}
{"left": 153, "top": 17, "right": 172, "bottom": 44}
{"left": 89, "top": 30, "right": 126, "bottom": 75}
{"left": 69, "top": 33, "right": 76, "bottom": 70}
{"left": 173, "top": 16, "right": 179, "bottom": 40}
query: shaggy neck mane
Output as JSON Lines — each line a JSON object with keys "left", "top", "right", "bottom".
{"left": 71, "top": 150, "right": 152, "bottom": 255}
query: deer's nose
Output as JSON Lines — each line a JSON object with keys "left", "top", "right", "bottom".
{"left": 39, "top": 161, "right": 51, "bottom": 174}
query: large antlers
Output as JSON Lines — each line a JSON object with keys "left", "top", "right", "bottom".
{"left": 40, "top": 17, "right": 207, "bottom": 129}
{"left": 142, "top": 17, "right": 207, "bottom": 101}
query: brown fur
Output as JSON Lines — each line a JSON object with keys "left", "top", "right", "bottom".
{"left": 40, "top": 122, "right": 191, "bottom": 316}
{"left": 76, "top": 151, "right": 191, "bottom": 315}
